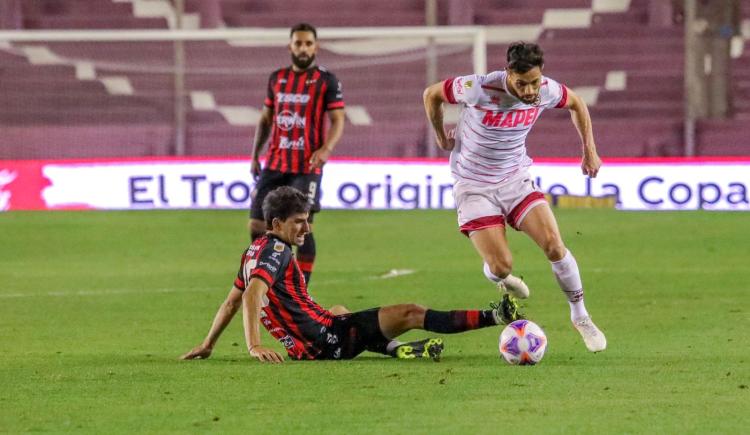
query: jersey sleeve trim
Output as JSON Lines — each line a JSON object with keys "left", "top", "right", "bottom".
{"left": 250, "top": 268, "right": 275, "bottom": 287}
{"left": 443, "top": 78, "right": 457, "bottom": 104}
{"left": 234, "top": 276, "right": 245, "bottom": 291}
{"left": 264, "top": 97, "right": 273, "bottom": 108}
{"left": 327, "top": 101, "right": 345, "bottom": 110}
{"left": 554, "top": 84, "right": 568, "bottom": 109}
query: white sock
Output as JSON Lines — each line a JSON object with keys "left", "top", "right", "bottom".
{"left": 483, "top": 262, "right": 504, "bottom": 283}
{"left": 550, "top": 249, "right": 589, "bottom": 321}
{"left": 568, "top": 301, "right": 589, "bottom": 321}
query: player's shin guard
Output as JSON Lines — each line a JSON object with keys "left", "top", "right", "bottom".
{"left": 424, "top": 309, "right": 497, "bottom": 333}
{"left": 550, "top": 249, "right": 589, "bottom": 321}
{"left": 297, "top": 232, "right": 316, "bottom": 284}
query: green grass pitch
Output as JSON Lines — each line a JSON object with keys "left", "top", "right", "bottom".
{"left": 1, "top": 209, "right": 748, "bottom": 433}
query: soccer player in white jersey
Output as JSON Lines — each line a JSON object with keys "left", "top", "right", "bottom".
{"left": 422, "top": 42, "right": 606, "bottom": 352}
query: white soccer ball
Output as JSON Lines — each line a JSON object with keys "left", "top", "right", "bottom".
{"left": 499, "top": 319, "right": 547, "bottom": 365}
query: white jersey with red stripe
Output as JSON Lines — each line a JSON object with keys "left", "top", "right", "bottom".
{"left": 443, "top": 70, "right": 568, "bottom": 185}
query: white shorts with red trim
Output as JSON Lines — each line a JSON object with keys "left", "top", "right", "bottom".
{"left": 454, "top": 169, "right": 546, "bottom": 236}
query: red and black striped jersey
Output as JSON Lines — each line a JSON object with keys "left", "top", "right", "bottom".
{"left": 262, "top": 66, "right": 344, "bottom": 175}
{"left": 234, "top": 233, "right": 334, "bottom": 360}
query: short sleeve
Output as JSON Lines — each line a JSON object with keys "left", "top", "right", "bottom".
{"left": 249, "top": 241, "right": 289, "bottom": 288}
{"left": 234, "top": 250, "right": 249, "bottom": 290}
{"left": 442, "top": 74, "right": 482, "bottom": 106}
{"left": 324, "top": 73, "right": 345, "bottom": 111}
{"left": 542, "top": 77, "right": 569, "bottom": 109}
{"left": 234, "top": 241, "right": 290, "bottom": 291}
{"left": 264, "top": 72, "right": 276, "bottom": 108}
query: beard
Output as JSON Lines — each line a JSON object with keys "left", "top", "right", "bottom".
{"left": 291, "top": 53, "right": 315, "bottom": 70}
{"left": 522, "top": 94, "right": 541, "bottom": 106}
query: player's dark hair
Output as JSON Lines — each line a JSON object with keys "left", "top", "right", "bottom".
{"left": 290, "top": 22, "right": 317, "bottom": 39}
{"left": 263, "top": 186, "right": 310, "bottom": 228}
{"left": 506, "top": 42, "right": 544, "bottom": 73}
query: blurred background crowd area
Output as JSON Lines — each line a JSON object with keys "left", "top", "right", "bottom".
{"left": 0, "top": 0, "right": 747, "bottom": 160}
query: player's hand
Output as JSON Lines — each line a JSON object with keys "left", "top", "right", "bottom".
{"left": 436, "top": 128, "right": 456, "bottom": 151}
{"left": 309, "top": 148, "right": 332, "bottom": 169}
{"left": 250, "top": 159, "right": 262, "bottom": 181}
{"left": 581, "top": 150, "right": 601, "bottom": 178}
{"left": 249, "top": 346, "right": 284, "bottom": 364}
{"left": 180, "top": 344, "right": 212, "bottom": 360}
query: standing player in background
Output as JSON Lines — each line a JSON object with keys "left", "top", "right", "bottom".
{"left": 423, "top": 42, "right": 606, "bottom": 352}
{"left": 250, "top": 22, "right": 345, "bottom": 284}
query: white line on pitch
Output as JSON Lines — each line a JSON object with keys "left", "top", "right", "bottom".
{"left": 0, "top": 269, "right": 417, "bottom": 298}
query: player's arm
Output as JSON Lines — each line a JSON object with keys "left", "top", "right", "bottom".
{"left": 423, "top": 82, "right": 455, "bottom": 151}
{"left": 310, "top": 108, "right": 345, "bottom": 169}
{"left": 251, "top": 106, "right": 274, "bottom": 180}
{"left": 180, "top": 286, "right": 244, "bottom": 360}
{"left": 564, "top": 88, "right": 601, "bottom": 178}
{"left": 242, "top": 278, "right": 284, "bottom": 363}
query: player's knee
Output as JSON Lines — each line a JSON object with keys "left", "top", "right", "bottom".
{"left": 329, "top": 305, "right": 350, "bottom": 315}
{"left": 402, "top": 304, "right": 427, "bottom": 327}
{"left": 487, "top": 257, "right": 513, "bottom": 278}
{"left": 542, "top": 236, "right": 566, "bottom": 261}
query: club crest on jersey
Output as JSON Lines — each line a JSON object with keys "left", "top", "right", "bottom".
{"left": 273, "top": 241, "right": 285, "bottom": 252}
{"left": 465, "top": 80, "right": 473, "bottom": 88}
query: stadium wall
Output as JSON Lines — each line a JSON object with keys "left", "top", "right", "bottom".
{"left": 1, "top": 157, "right": 749, "bottom": 212}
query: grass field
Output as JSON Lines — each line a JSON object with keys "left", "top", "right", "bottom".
{"left": 1, "top": 209, "right": 748, "bottom": 434}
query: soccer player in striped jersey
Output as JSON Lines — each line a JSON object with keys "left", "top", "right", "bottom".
{"left": 423, "top": 42, "right": 606, "bottom": 352}
{"left": 249, "top": 22, "right": 345, "bottom": 285}
{"left": 181, "top": 187, "right": 522, "bottom": 363}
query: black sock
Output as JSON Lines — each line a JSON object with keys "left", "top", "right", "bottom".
{"left": 297, "top": 232, "right": 316, "bottom": 284}
{"left": 424, "top": 309, "right": 497, "bottom": 334}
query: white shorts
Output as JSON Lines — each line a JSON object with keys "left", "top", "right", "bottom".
{"left": 453, "top": 169, "right": 546, "bottom": 236}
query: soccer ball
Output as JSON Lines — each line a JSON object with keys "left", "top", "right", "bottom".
{"left": 499, "top": 319, "right": 547, "bottom": 365}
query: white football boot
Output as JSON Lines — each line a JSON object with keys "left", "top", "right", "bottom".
{"left": 497, "top": 274, "right": 530, "bottom": 299}
{"left": 573, "top": 316, "right": 607, "bottom": 352}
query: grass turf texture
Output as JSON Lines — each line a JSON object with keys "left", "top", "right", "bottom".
{"left": 1, "top": 209, "right": 748, "bottom": 434}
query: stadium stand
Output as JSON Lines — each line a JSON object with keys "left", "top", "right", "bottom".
{"left": 0, "top": 0, "right": 747, "bottom": 159}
